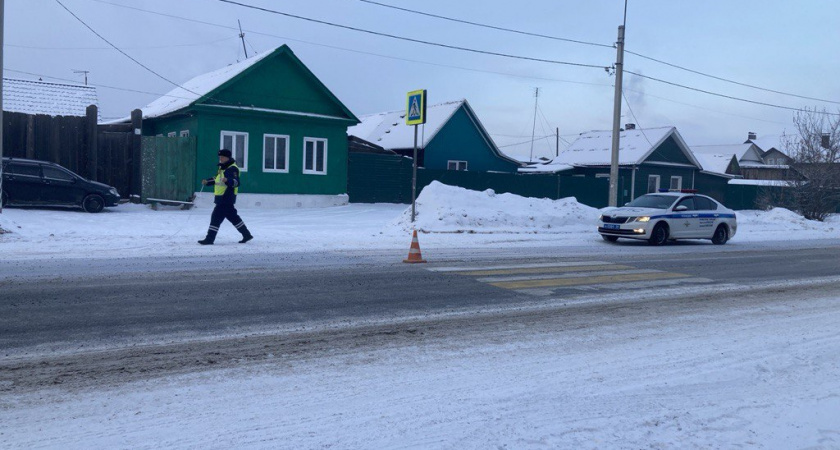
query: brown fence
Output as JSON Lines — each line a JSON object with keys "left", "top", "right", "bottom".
{"left": 2, "top": 106, "right": 142, "bottom": 199}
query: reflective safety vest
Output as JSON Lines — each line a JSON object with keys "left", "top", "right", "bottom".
{"left": 214, "top": 163, "right": 239, "bottom": 196}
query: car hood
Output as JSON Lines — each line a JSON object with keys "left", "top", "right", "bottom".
{"left": 602, "top": 207, "right": 664, "bottom": 217}
{"left": 88, "top": 180, "right": 116, "bottom": 191}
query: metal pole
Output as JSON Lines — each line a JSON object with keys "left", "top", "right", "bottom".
{"left": 529, "top": 87, "right": 539, "bottom": 162}
{"left": 556, "top": 127, "right": 559, "bottom": 157}
{"left": 238, "top": 20, "right": 248, "bottom": 59}
{"left": 608, "top": 25, "right": 625, "bottom": 207}
{"left": 411, "top": 124, "right": 418, "bottom": 223}
{"left": 0, "top": 0, "right": 5, "bottom": 214}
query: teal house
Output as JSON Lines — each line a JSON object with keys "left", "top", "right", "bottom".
{"left": 521, "top": 126, "right": 704, "bottom": 205}
{"left": 122, "top": 45, "right": 359, "bottom": 205}
{"left": 348, "top": 99, "right": 522, "bottom": 173}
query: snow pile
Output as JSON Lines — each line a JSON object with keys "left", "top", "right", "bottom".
{"left": 736, "top": 207, "right": 838, "bottom": 240}
{"left": 391, "top": 181, "right": 600, "bottom": 233}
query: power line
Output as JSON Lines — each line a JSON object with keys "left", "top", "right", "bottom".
{"left": 4, "top": 68, "right": 194, "bottom": 100}
{"left": 621, "top": 91, "right": 654, "bottom": 148}
{"left": 216, "top": 0, "right": 609, "bottom": 70}
{"left": 54, "top": 0, "right": 203, "bottom": 97}
{"left": 626, "top": 50, "right": 840, "bottom": 106}
{"left": 6, "top": 36, "right": 238, "bottom": 51}
{"left": 357, "top": 0, "right": 613, "bottom": 50}
{"left": 626, "top": 70, "right": 840, "bottom": 116}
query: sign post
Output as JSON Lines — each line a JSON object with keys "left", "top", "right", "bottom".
{"left": 406, "top": 89, "right": 427, "bottom": 223}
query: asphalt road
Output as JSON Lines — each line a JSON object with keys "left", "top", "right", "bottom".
{"left": 2, "top": 241, "right": 839, "bottom": 355}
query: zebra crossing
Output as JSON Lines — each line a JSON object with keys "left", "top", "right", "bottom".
{"left": 429, "top": 261, "right": 713, "bottom": 296}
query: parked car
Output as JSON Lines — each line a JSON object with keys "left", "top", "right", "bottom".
{"left": 598, "top": 191, "right": 737, "bottom": 245}
{"left": 1, "top": 157, "right": 121, "bottom": 213}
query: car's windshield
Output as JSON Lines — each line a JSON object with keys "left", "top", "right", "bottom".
{"left": 625, "top": 195, "right": 677, "bottom": 209}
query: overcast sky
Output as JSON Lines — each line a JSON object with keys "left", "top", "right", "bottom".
{"left": 6, "top": 0, "right": 840, "bottom": 160}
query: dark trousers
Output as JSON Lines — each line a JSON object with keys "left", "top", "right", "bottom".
{"left": 203, "top": 203, "right": 250, "bottom": 242}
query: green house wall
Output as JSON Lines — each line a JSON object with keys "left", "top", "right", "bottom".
{"left": 141, "top": 45, "right": 357, "bottom": 197}
{"left": 423, "top": 107, "right": 520, "bottom": 173}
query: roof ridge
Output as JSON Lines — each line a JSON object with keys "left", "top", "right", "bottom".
{"left": 4, "top": 77, "right": 95, "bottom": 90}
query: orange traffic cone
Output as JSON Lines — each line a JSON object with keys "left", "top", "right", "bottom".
{"left": 403, "top": 230, "right": 427, "bottom": 264}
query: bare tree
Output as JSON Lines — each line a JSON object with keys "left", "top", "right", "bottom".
{"left": 784, "top": 108, "right": 840, "bottom": 221}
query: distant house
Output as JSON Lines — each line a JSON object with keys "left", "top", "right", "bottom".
{"left": 520, "top": 126, "right": 705, "bottom": 204}
{"left": 3, "top": 77, "right": 99, "bottom": 119}
{"left": 695, "top": 134, "right": 794, "bottom": 180}
{"left": 109, "top": 45, "right": 359, "bottom": 205}
{"left": 348, "top": 99, "right": 522, "bottom": 173}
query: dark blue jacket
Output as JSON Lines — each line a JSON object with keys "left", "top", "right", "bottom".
{"left": 205, "top": 159, "right": 240, "bottom": 205}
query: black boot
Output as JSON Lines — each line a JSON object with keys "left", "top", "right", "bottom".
{"left": 239, "top": 227, "right": 253, "bottom": 244}
{"left": 198, "top": 228, "right": 218, "bottom": 245}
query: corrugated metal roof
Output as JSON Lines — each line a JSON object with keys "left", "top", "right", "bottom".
{"left": 3, "top": 78, "right": 98, "bottom": 118}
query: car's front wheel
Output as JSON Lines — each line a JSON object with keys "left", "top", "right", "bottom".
{"left": 602, "top": 235, "right": 618, "bottom": 242}
{"left": 648, "top": 223, "right": 669, "bottom": 246}
{"left": 83, "top": 194, "right": 105, "bottom": 213}
{"left": 711, "top": 224, "right": 728, "bottom": 245}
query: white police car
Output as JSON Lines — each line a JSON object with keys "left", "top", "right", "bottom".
{"left": 598, "top": 191, "right": 737, "bottom": 245}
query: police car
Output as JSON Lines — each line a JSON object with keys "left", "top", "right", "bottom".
{"left": 598, "top": 190, "right": 737, "bottom": 245}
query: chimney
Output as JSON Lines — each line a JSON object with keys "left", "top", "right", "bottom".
{"left": 624, "top": 123, "right": 636, "bottom": 130}
{"left": 747, "top": 131, "right": 757, "bottom": 141}
{"left": 821, "top": 133, "right": 830, "bottom": 149}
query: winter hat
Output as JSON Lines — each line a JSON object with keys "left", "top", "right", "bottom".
{"left": 218, "top": 149, "right": 233, "bottom": 158}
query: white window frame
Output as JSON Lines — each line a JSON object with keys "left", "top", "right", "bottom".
{"left": 303, "top": 137, "right": 328, "bottom": 175}
{"left": 263, "top": 134, "right": 290, "bottom": 173}
{"left": 670, "top": 176, "right": 682, "bottom": 191}
{"left": 180, "top": 130, "right": 190, "bottom": 137}
{"left": 167, "top": 131, "right": 177, "bottom": 137}
{"left": 220, "top": 131, "right": 249, "bottom": 172}
{"left": 447, "top": 160, "right": 468, "bottom": 171}
{"left": 647, "top": 175, "right": 660, "bottom": 193}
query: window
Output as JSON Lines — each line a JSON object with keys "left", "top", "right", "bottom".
{"left": 447, "top": 160, "right": 468, "bottom": 171}
{"left": 167, "top": 132, "right": 176, "bottom": 137}
{"left": 303, "top": 138, "right": 327, "bottom": 175}
{"left": 675, "top": 197, "right": 696, "bottom": 211}
{"left": 595, "top": 173, "right": 610, "bottom": 178}
{"left": 264, "top": 134, "right": 290, "bottom": 173}
{"left": 221, "top": 131, "right": 249, "bottom": 171}
{"left": 180, "top": 130, "right": 190, "bottom": 137}
{"left": 694, "top": 196, "right": 717, "bottom": 211}
{"left": 670, "top": 176, "right": 682, "bottom": 191}
{"left": 6, "top": 163, "right": 40, "bottom": 177}
{"left": 647, "top": 175, "right": 660, "bottom": 193}
{"left": 42, "top": 166, "right": 75, "bottom": 182}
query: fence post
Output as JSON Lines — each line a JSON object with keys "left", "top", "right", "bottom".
{"left": 86, "top": 104, "right": 98, "bottom": 181}
{"left": 25, "top": 114, "right": 34, "bottom": 159}
{"left": 130, "top": 109, "right": 142, "bottom": 202}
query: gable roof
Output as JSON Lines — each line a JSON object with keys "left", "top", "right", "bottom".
{"left": 521, "top": 126, "right": 699, "bottom": 173}
{"left": 3, "top": 78, "right": 98, "bottom": 118}
{"left": 747, "top": 135, "right": 786, "bottom": 155}
{"left": 348, "top": 99, "right": 520, "bottom": 165}
{"left": 693, "top": 153, "right": 739, "bottom": 177}
{"left": 693, "top": 143, "right": 764, "bottom": 163}
{"left": 114, "top": 45, "right": 357, "bottom": 123}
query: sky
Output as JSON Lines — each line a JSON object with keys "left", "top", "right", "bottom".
{"left": 6, "top": 0, "right": 840, "bottom": 161}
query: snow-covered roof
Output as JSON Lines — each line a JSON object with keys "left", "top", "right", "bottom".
{"left": 3, "top": 78, "right": 98, "bottom": 118}
{"left": 728, "top": 179, "right": 795, "bottom": 187}
{"left": 137, "top": 49, "right": 276, "bottom": 120}
{"left": 520, "top": 126, "right": 698, "bottom": 173}
{"left": 749, "top": 135, "right": 785, "bottom": 154}
{"left": 349, "top": 100, "right": 464, "bottom": 150}
{"left": 692, "top": 143, "right": 761, "bottom": 162}
{"left": 694, "top": 153, "right": 736, "bottom": 176}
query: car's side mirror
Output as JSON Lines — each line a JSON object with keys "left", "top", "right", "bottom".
{"left": 674, "top": 205, "right": 688, "bottom": 212}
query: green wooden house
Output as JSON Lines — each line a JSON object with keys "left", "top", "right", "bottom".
{"left": 521, "top": 126, "right": 704, "bottom": 205}
{"left": 124, "top": 45, "right": 359, "bottom": 205}
{"left": 348, "top": 99, "right": 522, "bottom": 173}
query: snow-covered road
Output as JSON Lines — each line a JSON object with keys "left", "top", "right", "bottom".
{"left": 2, "top": 278, "right": 840, "bottom": 448}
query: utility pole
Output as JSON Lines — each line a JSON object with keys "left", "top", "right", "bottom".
{"left": 529, "top": 87, "right": 539, "bottom": 162}
{"left": 556, "top": 127, "right": 560, "bottom": 157}
{"left": 608, "top": 25, "right": 625, "bottom": 207}
{"left": 238, "top": 20, "right": 248, "bottom": 59}
{"left": 73, "top": 70, "right": 89, "bottom": 85}
{"left": 0, "top": 0, "right": 5, "bottom": 214}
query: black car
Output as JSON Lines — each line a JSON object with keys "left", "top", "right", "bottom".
{"left": 1, "top": 157, "right": 121, "bottom": 213}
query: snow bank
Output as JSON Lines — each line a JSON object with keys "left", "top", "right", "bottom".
{"left": 392, "top": 181, "right": 600, "bottom": 233}
{"left": 735, "top": 207, "right": 838, "bottom": 240}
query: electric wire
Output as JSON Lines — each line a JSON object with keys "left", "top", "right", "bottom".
{"left": 358, "top": 0, "right": 613, "bottom": 50}
{"left": 215, "top": 0, "right": 609, "bottom": 70}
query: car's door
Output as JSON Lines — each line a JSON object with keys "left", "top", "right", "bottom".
{"left": 2, "top": 161, "right": 44, "bottom": 204}
{"left": 670, "top": 196, "right": 700, "bottom": 238}
{"left": 40, "top": 165, "right": 85, "bottom": 206}
{"left": 693, "top": 196, "right": 718, "bottom": 238}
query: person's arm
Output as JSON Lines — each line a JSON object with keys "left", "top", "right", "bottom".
{"left": 202, "top": 177, "right": 215, "bottom": 186}
{"left": 222, "top": 167, "right": 240, "bottom": 188}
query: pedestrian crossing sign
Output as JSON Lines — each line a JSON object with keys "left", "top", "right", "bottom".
{"left": 406, "top": 89, "right": 427, "bottom": 125}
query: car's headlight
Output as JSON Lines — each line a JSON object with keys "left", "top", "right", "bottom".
{"left": 635, "top": 216, "right": 650, "bottom": 223}
{"left": 598, "top": 215, "right": 606, "bottom": 222}
{"left": 109, "top": 187, "right": 119, "bottom": 196}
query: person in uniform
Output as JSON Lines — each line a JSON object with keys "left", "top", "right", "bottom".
{"left": 198, "top": 149, "right": 253, "bottom": 245}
